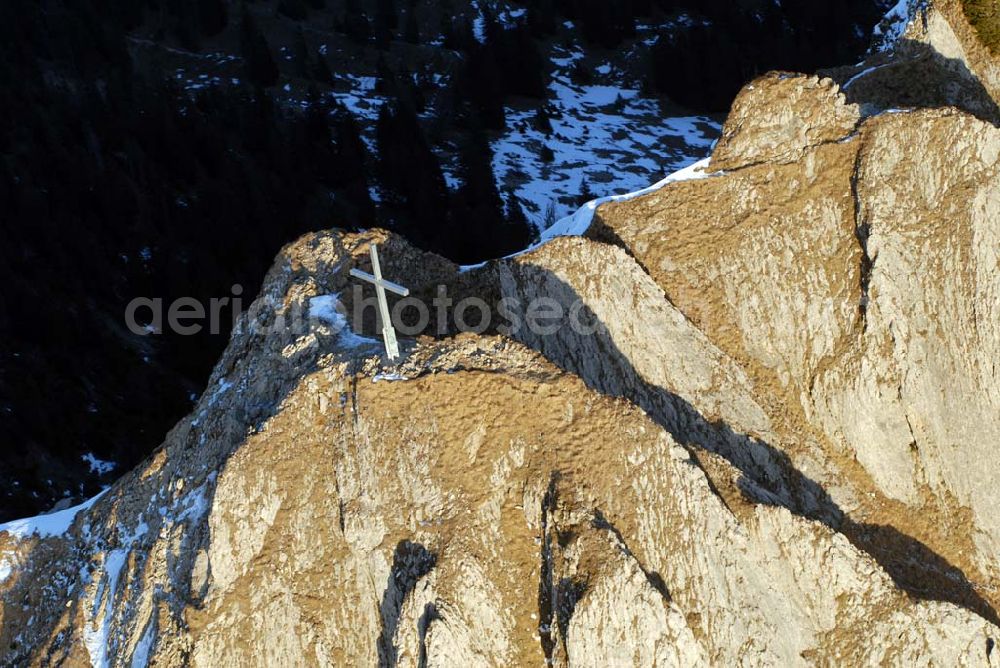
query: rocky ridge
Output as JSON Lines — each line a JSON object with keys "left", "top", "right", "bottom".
{"left": 2, "top": 1, "right": 1000, "bottom": 665}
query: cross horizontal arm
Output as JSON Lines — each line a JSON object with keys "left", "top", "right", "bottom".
{"left": 349, "top": 268, "right": 411, "bottom": 297}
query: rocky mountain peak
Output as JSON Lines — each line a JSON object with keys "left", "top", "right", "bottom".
{"left": 2, "top": 2, "right": 1000, "bottom": 665}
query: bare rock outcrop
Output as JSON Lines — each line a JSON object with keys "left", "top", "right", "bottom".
{"left": 3, "top": 3, "right": 1000, "bottom": 664}
{"left": 1, "top": 229, "right": 998, "bottom": 666}
{"left": 710, "top": 73, "right": 860, "bottom": 171}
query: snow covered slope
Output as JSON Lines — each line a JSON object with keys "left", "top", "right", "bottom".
{"left": 492, "top": 40, "right": 719, "bottom": 228}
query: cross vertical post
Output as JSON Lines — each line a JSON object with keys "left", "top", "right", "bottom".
{"left": 349, "top": 243, "right": 410, "bottom": 361}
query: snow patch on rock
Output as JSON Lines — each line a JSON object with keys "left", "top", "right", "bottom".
{"left": 0, "top": 490, "right": 109, "bottom": 541}
{"left": 129, "top": 616, "right": 157, "bottom": 668}
{"left": 83, "top": 548, "right": 128, "bottom": 668}
{"left": 82, "top": 453, "right": 117, "bottom": 476}
{"left": 310, "top": 294, "right": 380, "bottom": 349}
{"left": 539, "top": 157, "right": 717, "bottom": 242}
{"left": 871, "top": 0, "right": 918, "bottom": 52}
{"left": 492, "top": 42, "right": 719, "bottom": 229}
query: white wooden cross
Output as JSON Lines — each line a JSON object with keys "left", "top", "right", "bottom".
{"left": 349, "top": 243, "right": 410, "bottom": 361}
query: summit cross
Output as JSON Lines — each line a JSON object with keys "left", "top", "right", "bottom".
{"left": 349, "top": 243, "right": 410, "bottom": 361}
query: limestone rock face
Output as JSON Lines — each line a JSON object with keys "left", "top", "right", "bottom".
{"left": 904, "top": 0, "right": 1000, "bottom": 112}
{"left": 592, "top": 105, "right": 1000, "bottom": 632}
{"left": 811, "top": 109, "right": 1000, "bottom": 568}
{"left": 710, "top": 73, "right": 860, "bottom": 171}
{"left": 3, "top": 5, "right": 1000, "bottom": 664}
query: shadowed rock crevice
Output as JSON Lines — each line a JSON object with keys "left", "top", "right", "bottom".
{"left": 378, "top": 541, "right": 437, "bottom": 668}
{"left": 845, "top": 521, "right": 1000, "bottom": 626}
{"left": 554, "top": 576, "right": 588, "bottom": 655}
{"left": 850, "top": 148, "right": 874, "bottom": 330}
{"left": 583, "top": 217, "right": 657, "bottom": 279}
{"left": 416, "top": 602, "right": 439, "bottom": 668}
{"left": 537, "top": 473, "right": 559, "bottom": 663}
{"left": 591, "top": 510, "right": 670, "bottom": 602}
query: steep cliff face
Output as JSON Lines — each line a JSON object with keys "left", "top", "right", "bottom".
{"left": 590, "top": 88, "right": 1000, "bottom": 613}
{"left": 2, "top": 229, "right": 998, "bottom": 666}
{"left": 3, "top": 4, "right": 1000, "bottom": 666}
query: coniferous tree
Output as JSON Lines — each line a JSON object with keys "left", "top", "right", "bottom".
{"left": 406, "top": 71, "right": 427, "bottom": 114}
{"left": 577, "top": 178, "right": 594, "bottom": 206}
{"left": 300, "top": 87, "right": 334, "bottom": 181}
{"left": 445, "top": 128, "right": 531, "bottom": 262}
{"left": 292, "top": 28, "right": 311, "bottom": 77}
{"left": 479, "top": 4, "right": 501, "bottom": 44}
{"left": 527, "top": 0, "right": 557, "bottom": 37}
{"left": 240, "top": 5, "right": 279, "bottom": 87}
{"left": 374, "top": 19, "right": 392, "bottom": 49}
{"left": 534, "top": 106, "right": 552, "bottom": 134}
{"left": 374, "top": 0, "right": 397, "bottom": 48}
{"left": 632, "top": 0, "right": 652, "bottom": 16}
{"left": 340, "top": 0, "right": 372, "bottom": 43}
{"left": 562, "top": 0, "right": 636, "bottom": 48}
{"left": 332, "top": 104, "right": 376, "bottom": 226}
{"left": 457, "top": 37, "right": 505, "bottom": 129}
{"left": 497, "top": 23, "right": 547, "bottom": 98}
{"left": 375, "top": 100, "right": 450, "bottom": 249}
{"left": 278, "top": 0, "right": 310, "bottom": 21}
{"left": 570, "top": 59, "right": 592, "bottom": 85}
{"left": 312, "top": 50, "right": 335, "bottom": 84}
{"left": 169, "top": 0, "right": 202, "bottom": 51}
{"left": 452, "top": 20, "right": 547, "bottom": 129}
{"left": 443, "top": 16, "right": 476, "bottom": 52}
{"left": 447, "top": 129, "right": 503, "bottom": 260}
{"left": 404, "top": 7, "right": 420, "bottom": 43}
{"left": 107, "top": 0, "right": 145, "bottom": 31}
{"left": 377, "top": 0, "right": 399, "bottom": 30}
{"left": 503, "top": 189, "right": 534, "bottom": 244}
{"left": 375, "top": 55, "right": 396, "bottom": 94}
{"left": 199, "top": 0, "right": 228, "bottom": 36}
